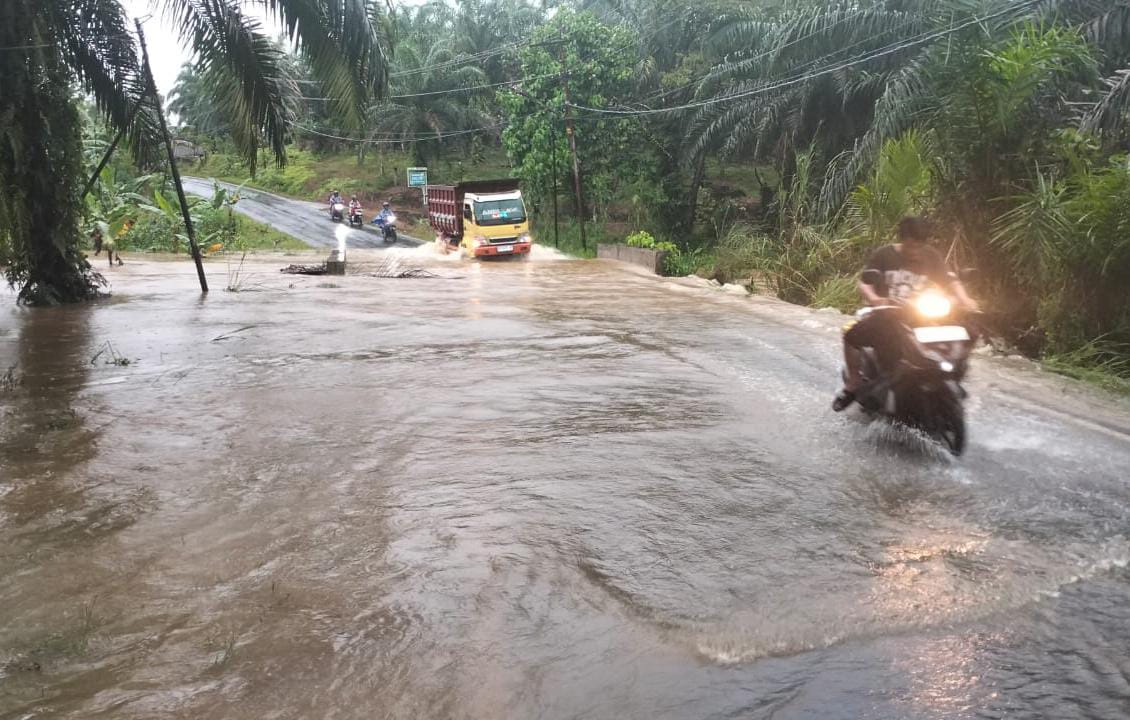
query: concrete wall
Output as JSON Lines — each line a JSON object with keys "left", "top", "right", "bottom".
{"left": 597, "top": 244, "right": 669, "bottom": 275}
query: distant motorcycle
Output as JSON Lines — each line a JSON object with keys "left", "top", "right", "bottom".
{"left": 845, "top": 270, "right": 978, "bottom": 455}
{"left": 373, "top": 213, "right": 398, "bottom": 244}
{"left": 349, "top": 205, "right": 364, "bottom": 227}
{"left": 329, "top": 202, "right": 345, "bottom": 223}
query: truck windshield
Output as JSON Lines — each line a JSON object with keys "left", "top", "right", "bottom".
{"left": 474, "top": 198, "right": 526, "bottom": 226}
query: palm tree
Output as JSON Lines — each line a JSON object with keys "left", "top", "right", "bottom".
{"left": 679, "top": 0, "right": 1127, "bottom": 219}
{"left": 450, "top": 0, "right": 541, "bottom": 84}
{"left": 367, "top": 40, "right": 491, "bottom": 167}
{"left": 169, "top": 63, "right": 233, "bottom": 141}
{"left": 0, "top": 0, "right": 390, "bottom": 304}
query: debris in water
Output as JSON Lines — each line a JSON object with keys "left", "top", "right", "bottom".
{"left": 280, "top": 264, "right": 328, "bottom": 275}
{"left": 366, "top": 257, "right": 440, "bottom": 279}
{"left": 89, "top": 341, "right": 132, "bottom": 366}
{"left": 212, "top": 326, "right": 258, "bottom": 343}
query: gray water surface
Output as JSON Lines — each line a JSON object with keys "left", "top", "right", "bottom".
{"left": 2, "top": 251, "right": 1129, "bottom": 719}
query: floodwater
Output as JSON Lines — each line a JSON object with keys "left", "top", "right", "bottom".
{"left": 2, "top": 249, "right": 1130, "bottom": 719}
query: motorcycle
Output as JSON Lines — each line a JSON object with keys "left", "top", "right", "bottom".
{"left": 349, "top": 205, "right": 364, "bottom": 227}
{"left": 329, "top": 202, "right": 345, "bottom": 223}
{"left": 373, "top": 213, "right": 398, "bottom": 244}
{"left": 846, "top": 270, "right": 977, "bottom": 456}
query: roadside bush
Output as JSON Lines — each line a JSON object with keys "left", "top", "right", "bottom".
{"left": 811, "top": 275, "right": 860, "bottom": 313}
{"left": 623, "top": 229, "right": 704, "bottom": 275}
{"left": 625, "top": 230, "right": 655, "bottom": 248}
{"left": 709, "top": 223, "right": 864, "bottom": 299}
{"left": 127, "top": 215, "right": 181, "bottom": 252}
{"left": 992, "top": 154, "right": 1130, "bottom": 355}
{"left": 663, "top": 246, "right": 712, "bottom": 277}
{"left": 710, "top": 226, "right": 771, "bottom": 285}
{"left": 625, "top": 230, "right": 677, "bottom": 253}
{"left": 254, "top": 162, "right": 317, "bottom": 196}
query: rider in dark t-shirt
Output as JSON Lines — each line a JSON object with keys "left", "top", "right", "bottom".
{"left": 832, "top": 216, "right": 978, "bottom": 412}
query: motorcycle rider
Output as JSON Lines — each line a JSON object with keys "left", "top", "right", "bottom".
{"left": 372, "top": 201, "right": 394, "bottom": 226}
{"left": 328, "top": 189, "right": 343, "bottom": 211}
{"left": 832, "top": 216, "right": 978, "bottom": 412}
{"left": 349, "top": 194, "right": 363, "bottom": 220}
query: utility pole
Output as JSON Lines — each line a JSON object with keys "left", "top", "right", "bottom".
{"left": 560, "top": 64, "right": 587, "bottom": 251}
{"left": 136, "top": 19, "right": 208, "bottom": 293}
{"left": 550, "top": 122, "right": 560, "bottom": 248}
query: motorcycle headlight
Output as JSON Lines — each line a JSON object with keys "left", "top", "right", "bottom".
{"left": 333, "top": 203, "right": 344, "bottom": 211}
{"left": 387, "top": 214, "right": 397, "bottom": 223}
{"left": 915, "top": 291, "right": 952, "bottom": 319}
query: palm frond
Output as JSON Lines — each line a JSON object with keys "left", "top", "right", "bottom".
{"left": 52, "top": 0, "right": 162, "bottom": 166}
{"left": 1081, "top": 69, "right": 1130, "bottom": 139}
{"left": 817, "top": 52, "right": 932, "bottom": 219}
{"left": 253, "top": 0, "right": 391, "bottom": 127}
{"left": 159, "top": 0, "right": 299, "bottom": 172}
{"left": 1086, "top": 2, "right": 1130, "bottom": 63}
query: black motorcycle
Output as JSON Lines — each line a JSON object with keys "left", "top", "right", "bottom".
{"left": 847, "top": 271, "right": 977, "bottom": 455}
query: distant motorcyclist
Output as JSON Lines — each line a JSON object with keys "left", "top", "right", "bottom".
{"left": 349, "top": 195, "right": 362, "bottom": 216}
{"left": 328, "top": 190, "right": 343, "bottom": 207}
{"left": 372, "top": 201, "right": 394, "bottom": 225}
{"left": 832, "top": 216, "right": 978, "bottom": 412}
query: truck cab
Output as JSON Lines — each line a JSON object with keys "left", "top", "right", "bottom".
{"left": 427, "top": 180, "right": 533, "bottom": 258}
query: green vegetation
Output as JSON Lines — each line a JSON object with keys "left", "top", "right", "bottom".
{"left": 3, "top": 0, "right": 388, "bottom": 304}
{"left": 83, "top": 159, "right": 307, "bottom": 256}
{"left": 1044, "top": 340, "right": 1130, "bottom": 396}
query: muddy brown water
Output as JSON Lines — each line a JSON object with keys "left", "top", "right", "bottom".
{"left": 2, "top": 250, "right": 1130, "bottom": 719}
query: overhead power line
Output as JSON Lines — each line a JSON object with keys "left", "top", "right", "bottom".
{"left": 300, "top": 73, "right": 558, "bottom": 102}
{"left": 0, "top": 42, "right": 53, "bottom": 51}
{"left": 288, "top": 120, "right": 506, "bottom": 144}
{"left": 639, "top": 5, "right": 877, "bottom": 104}
{"left": 568, "top": 0, "right": 1043, "bottom": 118}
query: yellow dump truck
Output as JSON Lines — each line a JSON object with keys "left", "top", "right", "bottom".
{"left": 426, "top": 179, "right": 532, "bottom": 258}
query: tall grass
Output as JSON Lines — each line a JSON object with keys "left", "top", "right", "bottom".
{"left": 1044, "top": 338, "right": 1130, "bottom": 394}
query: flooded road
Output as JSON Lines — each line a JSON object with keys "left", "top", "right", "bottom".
{"left": 180, "top": 178, "right": 423, "bottom": 249}
{"left": 2, "top": 250, "right": 1130, "bottom": 719}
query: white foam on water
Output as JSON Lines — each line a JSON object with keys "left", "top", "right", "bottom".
{"left": 528, "top": 244, "right": 570, "bottom": 261}
{"left": 387, "top": 241, "right": 571, "bottom": 264}
{"left": 387, "top": 239, "right": 462, "bottom": 263}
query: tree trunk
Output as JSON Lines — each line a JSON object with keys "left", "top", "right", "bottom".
{"left": 683, "top": 152, "right": 708, "bottom": 241}
{"left": 0, "top": 40, "right": 101, "bottom": 305}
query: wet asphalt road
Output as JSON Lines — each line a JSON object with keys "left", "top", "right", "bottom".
{"left": 181, "top": 177, "right": 424, "bottom": 250}
{"left": 2, "top": 212, "right": 1130, "bottom": 718}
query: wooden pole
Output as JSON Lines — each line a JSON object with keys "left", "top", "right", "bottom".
{"left": 550, "top": 122, "right": 560, "bottom": 249}
{"left": 136, "top": 20, "right": 208, "bottom": 293}
{"left": 560, "top": 67, "right": 586, "bottom": 251}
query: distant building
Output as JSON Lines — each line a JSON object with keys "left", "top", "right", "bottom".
{"left": 172, "top": 139, "right": 206, "bottom": 161}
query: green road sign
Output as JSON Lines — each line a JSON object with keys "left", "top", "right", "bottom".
{"left": 407, "top": 167, "right": 428, "bottom": 187}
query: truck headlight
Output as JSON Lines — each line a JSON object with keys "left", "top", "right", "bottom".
{"left": 518, "top": 233, "right": 531, "bottom": 244}
{"left": 473, "top": 236, "right": 488, "bottom": 247}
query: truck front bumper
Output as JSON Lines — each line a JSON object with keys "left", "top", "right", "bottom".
{"left": 473, "top": 242, "right": 532, "bottom": 258}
